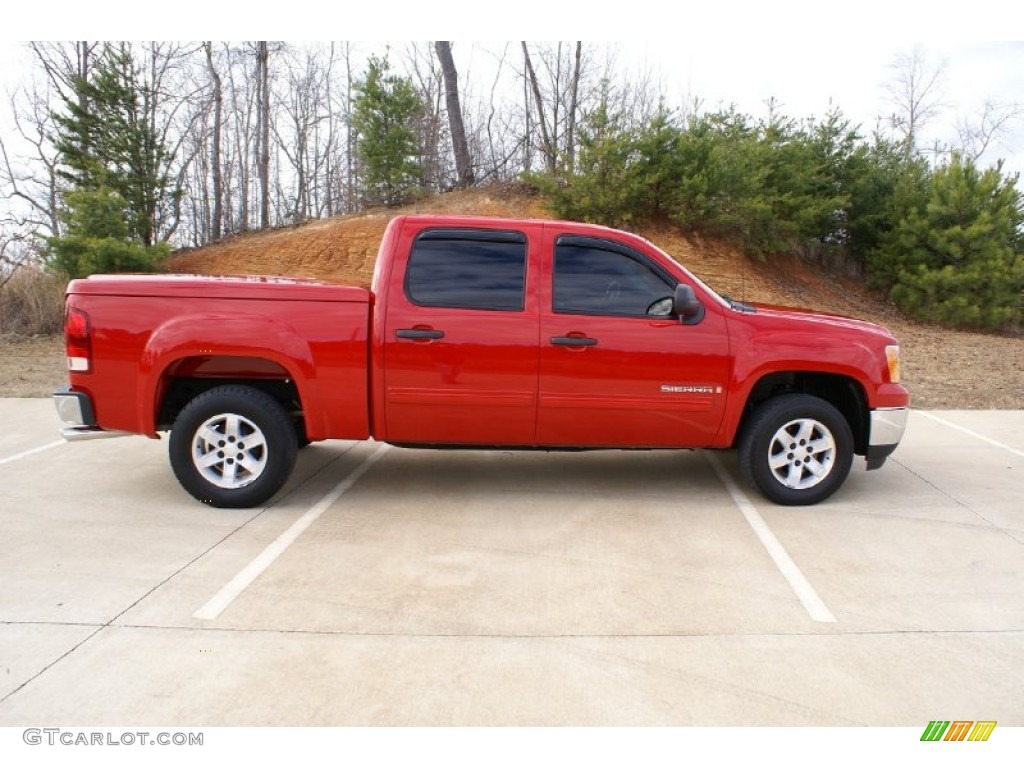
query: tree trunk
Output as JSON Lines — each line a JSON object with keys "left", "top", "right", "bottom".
{"left": 434, "top": 41, "right": 474, "bottom": 189}
{"left": 257, "top": 41, "right": 271, "bottom": 229}
{"left": 566, "top": 41, "right": 582, "bottom": 172}
{"left": 205, "top": 42, "right": 223, "bottom": 241}
{"left": 344, "top": 43, "right": 356, "bottom": 212}
{"left": 521, "top": 42, "right": 555, "bottom": 173}
{"left": 77, "top": 42, "right": 90, "bottom": 156}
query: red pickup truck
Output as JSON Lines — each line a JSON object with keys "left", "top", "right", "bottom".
{"left": 53, "top": 214, "right": 909, "bottom": 507}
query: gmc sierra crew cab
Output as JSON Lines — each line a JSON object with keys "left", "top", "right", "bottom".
{"left": 53, "top": 214, "right": 910, "bottom": 507}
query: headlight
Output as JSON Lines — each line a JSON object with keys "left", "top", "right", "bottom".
{"left": 885, "top": 345, "right": 901, "bottom": 383}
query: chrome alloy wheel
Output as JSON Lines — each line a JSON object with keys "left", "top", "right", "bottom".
{"left": 191, "top": 413, "right": 268, "bottom": 489}
{"left": 767, "top": 418, "right": 836, "bottom": 490}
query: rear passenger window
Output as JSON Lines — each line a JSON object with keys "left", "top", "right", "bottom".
{"left": 406, "top": 229, "right": 527, "bottom": 311}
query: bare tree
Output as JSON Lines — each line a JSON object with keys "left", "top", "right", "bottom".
{"left": 321, "top": 42, "right": 340, "bottom": 217}
{"left": 343, "top": 43, "right": 359, "bottom": 213}
{"left": 404, "top": 43, "right": 446, "bottom": 192}
{"left": 256, "top": 41, "right": 271, "bottom": 229}
{"left": 884, "top": 46, "right": 946, "bottom": 158}
{"left": 0, "top": 43, "right": 99, "bottom": 240}
{"left": 223, "top": 43, "right": 257, "bottom": 232}
{"left": 1, "top": 84, "right": 62, "bottom": 238}
{"left": 956, "top": 100, "right": 1024, "bottom": 163}
{"left": 278, "top": 44, "right": 352, "bottom": 222}
{"left": 205, "top": 42, "right": 224, "bottom": 240}
{"left": 0, "top": 228, "right": 32, "bottom": 289}
{"left": 521, "top": 42, "right": 556, "bottom": 172}
{"left": 565, "top": 41, "right": 582, "bottom": 172}
{"left": 520, "top": 42, "right": 593, "bottom": 174}
{"left": 434, "top": 42, "right": 474, "bottom": 188}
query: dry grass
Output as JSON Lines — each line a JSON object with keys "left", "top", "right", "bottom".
{"left": 0, "top": 267, "right": 66, "bottom": 337}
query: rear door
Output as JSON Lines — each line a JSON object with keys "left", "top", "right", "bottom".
{"left": 536, "top": 230, "right": 731, "bottom": 447}
{"left": 381, "top": 226, "right": 539, "bottom": 444}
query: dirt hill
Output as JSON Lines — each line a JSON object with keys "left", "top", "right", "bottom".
{"left": 162, "top": 187, "right": 1022, "bottom": 410}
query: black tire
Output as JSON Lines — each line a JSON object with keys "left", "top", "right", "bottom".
{"left": 738, "top": 394, "right": 853, "bottom": 506}
{"left": 169, "top": 384, "right": 298, "bottom": 508}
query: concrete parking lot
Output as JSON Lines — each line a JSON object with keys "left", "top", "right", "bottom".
{"left": 0, "top": 398, "right": 1021, "bottom": 725}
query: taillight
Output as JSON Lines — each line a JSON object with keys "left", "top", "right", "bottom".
{"left": 66, "top": 306, "right": 91, "bottom": 373}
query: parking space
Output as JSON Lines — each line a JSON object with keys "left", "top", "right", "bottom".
{"left": 0, "top": 402, "right": 1021, "bottom": 725}
{"left": 0, "top": 399, "right": 63, "bottom": 465}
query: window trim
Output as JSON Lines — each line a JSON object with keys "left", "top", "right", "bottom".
{"left": 552, "top": 234, "right": 678, "bottom": 318}
{"left": 404, "top": 227, "right": 529, "bottom": 312}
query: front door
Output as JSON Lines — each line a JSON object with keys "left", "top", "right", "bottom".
{"left": 537, "top": 231, "right": 731, "bottom": 447}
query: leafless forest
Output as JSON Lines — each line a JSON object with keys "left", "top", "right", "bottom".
{"left": 0, "top": 41, "right": 669, "bottom": 254}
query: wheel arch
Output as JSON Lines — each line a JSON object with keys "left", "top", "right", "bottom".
{"left": 734, "top": 371, "right": 869, "bottom": 455}
{"left": 154, "top": 355, "right": 305, "bottom": 434}
{"left": 137, "top": 311, "right": 319, "bottom": 437}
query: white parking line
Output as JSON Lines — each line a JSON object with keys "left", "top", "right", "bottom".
{"left": 704, "top": 451, "right": 837, "bottom": 623}
{"left": 194, "top": 442, "right": 391, "bottom": 621}
{"left": 0, "top": 440, "right": 65, "bottom": 467}
{"left": 916, "top": 411, "right": 1024, "bottom": 458}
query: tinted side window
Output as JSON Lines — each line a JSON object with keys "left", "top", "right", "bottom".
{"left": 554, "top": 242, "right": 673, "bottom": 316}
{"left": 406, "top": 231, "right": 527, "bottom": 311}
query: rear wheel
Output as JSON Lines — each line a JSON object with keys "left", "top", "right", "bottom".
{"left": 169, "top": 385, "right": 298, "bottom": 508}
{"left": 738, "top": 394, "right": 853, "bottom": 505}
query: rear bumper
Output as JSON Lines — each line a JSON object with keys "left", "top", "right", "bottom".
{"left": 53, "top": 386, "right": 94, "bottom": 426}
{"left": 53, "top": 386, "right": 131, "bottom": 441}
{"left": 865, "top": 406, "right": 909, "bottom": 470}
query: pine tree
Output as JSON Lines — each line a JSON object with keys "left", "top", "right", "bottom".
{"left": 882, "top": 154, "right": 1024, "bottom": 330}
{"left": 536, "top": 96, "right": 641, "bottom": 227}
{"left": 48, "top": 43, "right": 179, "bottom": 276}
{"left": 46, "top": 187, "right": 168, "bottom": 278}
{"left": 352, "top": 56, "right": 423, "bottom": 207}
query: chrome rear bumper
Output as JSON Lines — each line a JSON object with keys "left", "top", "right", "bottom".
{"left": 53, "top": 386, "right": 130, "bottom": 441}
{"left": 59, "top": 426, "right": 133, "bottom": 441}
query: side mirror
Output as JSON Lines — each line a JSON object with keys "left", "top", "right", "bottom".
{"left": 673, "top": 284, "right": 704, "bottom": 323}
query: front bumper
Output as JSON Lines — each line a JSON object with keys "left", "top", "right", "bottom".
{"left": 865, "top": 406, "right": 909, "bottom": 470}
{"left": 53, "top": 386, "right": 131, "bottom": 441}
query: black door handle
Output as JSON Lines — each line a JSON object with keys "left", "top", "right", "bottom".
{"left": 550, "top": 335, "right": 597, "bottom": 347}
{"left": 396, "top": 328, "right": 445, "bottom": 340}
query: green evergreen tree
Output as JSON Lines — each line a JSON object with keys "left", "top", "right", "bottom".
{"left": 51, "top": 43, "right": 179, "bottom": 248}
{"left": 352, "top": 56, "right": 423, "bottom": 206}
{"left": 47, "top": 43, "right": 177, "bottom": 277}
{"left": 46, "top": 187, "right": 168, "bottom": 278}
{"left": 881, "top": 154, "right": 1023, "bottom": 330}
{"left": 524, "top": 98, "right": 1022, "bottom": 331}
{"left": 631, "top": 107, "right": 684, "bottom": 218}
{"left": 535, "top": 95, "right": 641, "bottom": 227}
{"left": 787, "top": 110, "right": 859, "bottom": 245}
{"left": 670, "top": 109, "right": 770, "bottom": 253}
{"left": 843, "top": 135, "right": 920, "bottom": 271}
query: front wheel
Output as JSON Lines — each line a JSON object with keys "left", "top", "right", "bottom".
{"left": 169, "top": 385, "right": 298, "bottom": 508}
{"left": 738, "top": 394, "right": 853, "bottom": 506}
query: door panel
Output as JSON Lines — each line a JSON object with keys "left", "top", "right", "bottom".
{"left": 381, "top": 228, "right": 540, "bottom": 445}
{"left": 537, "top": 232, "right": 731, "bottom": 447}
